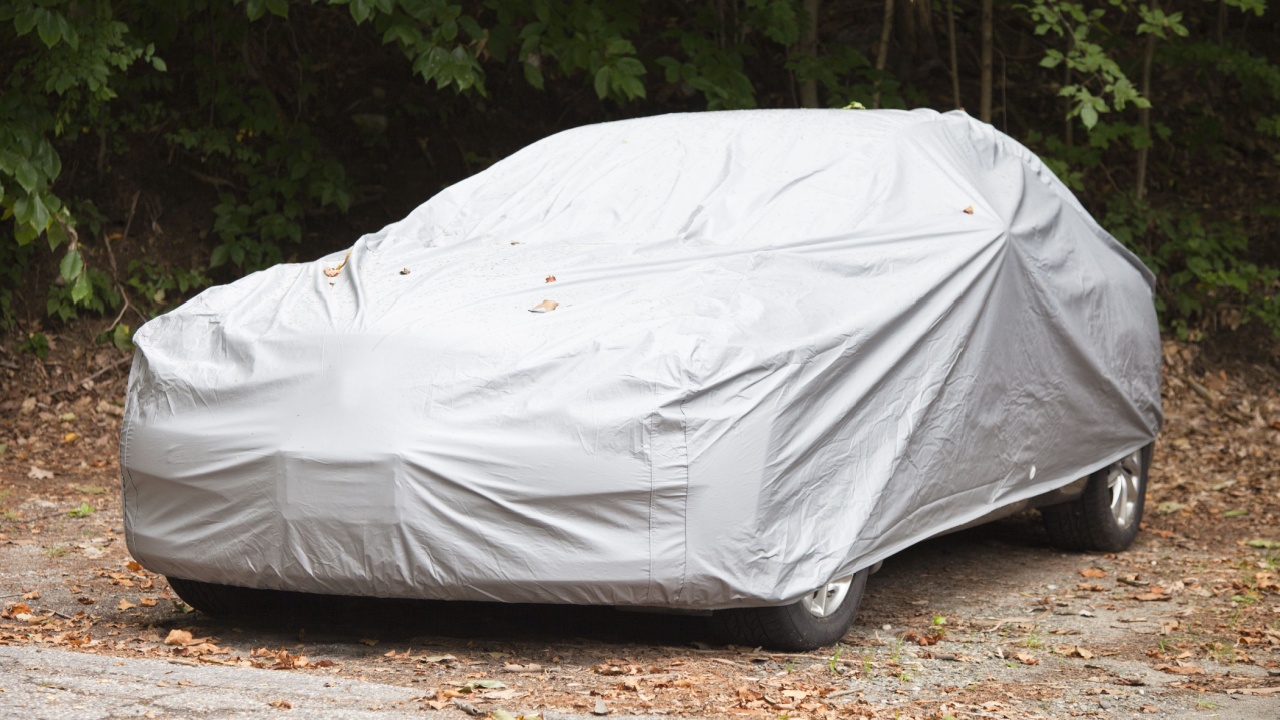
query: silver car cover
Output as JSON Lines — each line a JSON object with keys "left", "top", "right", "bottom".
{"left": 121, "top": 109, "right": 1162, "bottom": 609}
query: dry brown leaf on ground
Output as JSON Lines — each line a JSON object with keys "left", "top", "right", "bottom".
{"left": 1079, "top": 568, "right": 1107, "bottom": 578}
{"left": 1154, "top": 663, "right": 1205, "bottom": 675}
{"left": 1012, "top": 652, "right": 1040, "bottom": 665}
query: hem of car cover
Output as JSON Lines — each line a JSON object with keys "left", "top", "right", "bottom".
{"left": 125, "top": 442, "right": 1155, "bottom": 612}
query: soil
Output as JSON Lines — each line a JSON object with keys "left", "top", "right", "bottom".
{"left": 1, "top": 339, "right": 1278, "bottom": 719}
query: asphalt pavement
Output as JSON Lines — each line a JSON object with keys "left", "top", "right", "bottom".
{"left": 0, "top": 646, "right": 669, "bottom": 720}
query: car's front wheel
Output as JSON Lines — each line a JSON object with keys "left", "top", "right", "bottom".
{"left": 1040, "top": 444, "right": 1152, "bottom": 552}
{"left": 166, "top": 577, "right": 287, "bottom": 616}
{"left": 711, "top": 568, "right": 870, "bottom": 651}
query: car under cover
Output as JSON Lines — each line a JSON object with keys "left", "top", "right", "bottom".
{"left": 120, "top": 109, "right": 1163, "bottom": 610}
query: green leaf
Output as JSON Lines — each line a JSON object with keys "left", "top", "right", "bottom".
{"left": 15, "top": 222, "right": 38, "bottom": 246}
{"left": 60, "top": 249, "right": 84, "bottom": 282}
{"left": 152, "top": 56, "right": 168, "bottom": 72}
{"left": 46, "top": 219, "right": 67, "bottom": 250}
{"left": 1080, "top": 104, "right": 1099, "bottom": 130}
{"left": 266, "top": 0, "right": 289, "bottom": 17}
{"left": 523, "top": 61, "right": 544, "bottom": 89}
{"left": 14, "top": 161, "right": 39, "bottom": 193}
{"left": 210, "top": 244, "right": 230, "bottom": 268}
{"left": 245, "top": 0, "right": 267, "bottom": 21}
{"left": 111, "top": 324, "right": 134, "bottom": 351}
{"left": 593, "top": 67, "right": 610, "bottom": 99}
{"left": 36, "top": 9, "right": 62, "bottom": 48}
{"left": 71, "top": 272, "right": 92, "bottom": 303}
{"left": 1245, "top": 538, "right": 1280, "bottom": 549}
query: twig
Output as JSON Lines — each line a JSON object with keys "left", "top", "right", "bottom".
{"left": 183, "top": 167, "right": 242, "bottom": 192}
{"left": 119, "top": 190, "right": 141, "bottom": 257}
{"left": 105, "top": 284, "right": 132, "bottom": 334}
{"left": 0, "top": 593, "right": 27, "bottom": 600}
{"left": 49, "top": 355, "right": 133, "bottom": 397}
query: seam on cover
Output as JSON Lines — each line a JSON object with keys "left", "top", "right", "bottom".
{"left": 645, "top": 388, "right": 656, "bottom": 605}
{"left": 677, "top": 397, "right": 691, "bottom": 604}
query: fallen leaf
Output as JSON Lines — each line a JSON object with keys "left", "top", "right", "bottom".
{"left": 140, "top": 597, "right": 158, "bottom": 607}
{"left": 963, "top": 205, "right": 975, "bottom": 214}
{"left": 118, "top": 599, "right": 136, "bottom": 611}
{"left": 323, "top": 251, "right": 351, "bottom": 278}
{"left": 529, "top": 298, "right": 559, "bottom": 313}
{"left": 1154, "top": 663, "right": 1205, "bottom": 675}
{"left": 1079, "top": 567, "right": 1107, "bottom": 578}
{"left": 28, "top": 466, "right": 54, "bottom": 480}
{"left": 1245, "top": 539, "right": 1280, "bottom": 549}
{"left": 358, "top": 638, "right": 378, "bottom": 646}
{"left": 452, "top": 698, "right": 485, "bottom": 717}
{"left": 545, "top": 275, "right": 556, "bottom": 283}
{"left": 1012, "top": 652, "right": 1039, "bottom": 665}
{"left": 268, "top": 698, "right": 293, "bottom": 709}
{"left": 418, "top": 654, "right": 457, "bottom": 664}
{"left": 22, "top": 590, "right": 40, "bottom": 600}
{"left": 399, "top": 268, "right": 410, "bottom": 275}
{"left": 2, "top": 602, "right": 32, "bottom": 619}
{"left": 126, "top": 561, "right": 144, "bottom": 572}
{"left": 77, "top": 597, "right": 95, "bottom": 605}
{"left": 63, "top": 432, "right": 78, "bottom": 443}
{"left": 164, "top": 629, "right": 208, "bottom": 646}
{"left": 1056, "top": 645, "right": 1094, "bottom": 659}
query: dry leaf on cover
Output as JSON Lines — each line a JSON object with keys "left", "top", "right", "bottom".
{"left": 529, "top": 299, "right": 559, "bottom": 313}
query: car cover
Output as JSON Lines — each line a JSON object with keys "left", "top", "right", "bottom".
{"left": 121, "top": 109, "right": 1163, "bottom": 609}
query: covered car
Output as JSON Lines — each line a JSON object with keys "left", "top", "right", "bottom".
{"left": 121, "top": 109, "right": 1162, "bottom": 650}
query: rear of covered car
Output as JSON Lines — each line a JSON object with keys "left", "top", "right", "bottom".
{"left": 121, "top": 109, "right": 1161, "bottom": 619}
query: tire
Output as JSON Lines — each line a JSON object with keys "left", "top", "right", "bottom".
{"left": 166, "top": 577, "right": 287, "bottom": 616}
{"left": 1041, "top": 444, "right": 1152, "bottom": 553}
{"left": 711, "top": 568, "right": 870, "bottom": 651}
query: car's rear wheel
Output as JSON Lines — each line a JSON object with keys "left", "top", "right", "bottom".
{"left": 711, "top": 568, "right": 870, "bottom": 651}
{"left": 166, "top": 577, "right": 287, "bottom": 616}
{"left": 1041, "top": 444, "right": 1152, "bottom": 552}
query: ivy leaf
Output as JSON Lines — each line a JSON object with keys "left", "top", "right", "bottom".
{"left": 265, "top": 0, "right": 289, "bottom": 18}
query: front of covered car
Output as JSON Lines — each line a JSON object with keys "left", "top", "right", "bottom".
{"left": 121, "top": 109, "right": 1162, "bottom": 610}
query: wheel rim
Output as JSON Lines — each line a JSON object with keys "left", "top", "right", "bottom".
{"left": 801, "top": 576, "right": 853, "bottom": 618}
{"left": 1107, "top": 449, "right": 1144, "bottom": 529}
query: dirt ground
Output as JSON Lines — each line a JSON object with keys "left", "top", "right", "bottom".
{"left": 1, "top": 338, "right": 1278, "bottom": 719}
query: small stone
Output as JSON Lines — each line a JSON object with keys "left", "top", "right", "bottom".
{"left": 592, "top": 698, "right": 608, "bottom": 715}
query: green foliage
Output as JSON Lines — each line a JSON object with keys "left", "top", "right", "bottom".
{"left": 1105, "top": 196, "right": 1280, "bottom": 340}
{"left": 126, "top": 260, "right": 211, "bottom": 310}
{"left": 1023, "top": 0, "right": 1154, "bottom": 130}
{"left": 17, "top": 330, "right": 49, "bottom": 359}
{"left": 0, "top": 0, "right": 1277, "bottom": 345}
{"left": 67, "top": 502, "right": 95, "bottom": 518}
{"left": 97, "top": 323, "right": 135, "bottom": 351}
